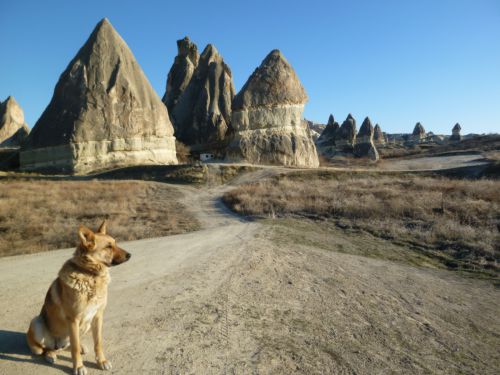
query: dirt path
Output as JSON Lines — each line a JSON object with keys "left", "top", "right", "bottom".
{"left": 0, "top": 173, "right": 499, "bottom": 374}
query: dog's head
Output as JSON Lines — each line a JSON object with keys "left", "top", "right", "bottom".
{"left": 78, "top": 221, "right": 131, "bottom": 267}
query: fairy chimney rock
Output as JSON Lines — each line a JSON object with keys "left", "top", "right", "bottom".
{"left": 354, "top": 117, "right": 379, "bottom": 160}
{"left": 373, "top": 123, "right": 385, "bottom": 145}
{"left": 0, "top": 96, "right": 30, "bottom": 147}
{"left": 162, "top": 36, "right": 199, "bottom": 113}
{"left": 20, "top": 18, "right": 177, "bottom": 174}
{"left": 335, "top": 113, "right": 357, "bottom": 151}
{"left": 450, "top": 123, "right": 462, "bottom": 141}
{"left": 170, "top": 43, "right": 235, "bottom": 148}
{"left": 227, "top": 49, "right": 319, "bottom": 167}
{"left": 317, "top": 114, "right": 340, "bottom": 146}
{"left": 412, "top": 122, "right": 426, "bottom": 140}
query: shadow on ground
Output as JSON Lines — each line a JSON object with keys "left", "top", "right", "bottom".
{"left": 0, "top": 329, "right": 100, "bottom": 374}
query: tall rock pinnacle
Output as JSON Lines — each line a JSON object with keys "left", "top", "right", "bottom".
{"left": 0, "top": 96, "right": 30, "bottom": 147}
{"left": 227, "top": 49, "right": 319, "bottom": 167}
{"left": 162, "top": 36, "right": 199, "bottom": 114}
{"left": 170, "top": 43, "right": 235, "bottom": 149}
{"left": 21, "top": 18, "right": 177, "bottom": 173}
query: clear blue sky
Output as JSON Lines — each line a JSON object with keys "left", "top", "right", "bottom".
{"left": 1, "top": 0, "right": 499, "bottom": 134}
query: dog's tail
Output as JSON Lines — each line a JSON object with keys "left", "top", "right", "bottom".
{"left": 27, "top": 317, "right": 44, "bottom": 355}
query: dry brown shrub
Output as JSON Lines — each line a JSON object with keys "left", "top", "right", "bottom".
{"left": 223, "top": 173, "right": 500, "bottom": 272}
{"left": 0, "top": 180, "right": 199, "bottom": 256}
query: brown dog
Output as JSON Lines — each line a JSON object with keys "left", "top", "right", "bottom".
{"left": 27, "top": 221, "right": 131, "bottom": 375}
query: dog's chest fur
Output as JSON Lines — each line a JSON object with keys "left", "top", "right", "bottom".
{"left": 59, "top": 262, "right": 110, "bottom": 331}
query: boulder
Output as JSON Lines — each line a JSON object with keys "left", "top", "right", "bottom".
{"left": 162, "top": 36, "right": 199, "bottom": 114}
{"left": 20, "top": 18, "right": 177, "bottom": 174}
{"left": 170, "top": 44, "right": 235, "bottom": 149}
{"left": 0, "top": 96, "right": 30, "bottom": 147}
{"left": 226, "top": 50, "right": 319, "bottom": 167}
{"left": 317, "top": 114, "right": 340, "bottom": 146}
{"left": 335, "top": 114, "right": 357, "bottom": 152}
{"left": 354, "top": 117, "right": 379, "bottom": 160}
{"left": 450, "top": 123, "right": 461, "bottom": 141}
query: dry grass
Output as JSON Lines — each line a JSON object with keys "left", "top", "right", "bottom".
{"left": 223, "top": 172, "right": 499, "bottom": 274}
{"left": 0, "top": 179, "right": 199, "bottom": 257}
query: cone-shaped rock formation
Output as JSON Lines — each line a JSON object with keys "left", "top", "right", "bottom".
{"left": 335, "top": 114, "right": 357, "bottom": 152}
{"left": 21, "top": 18, "right": 177, "bottom": 173}
{"left": 412, "top": 122, "right": 426, "bottom": 140}
{"left": 162, "top": 36, "right": 199, "bottom": 114}
{"left": 317, "top": 114, "right": 340, "bottom": 146}
{"left": 0, "top": 96, "right": 29, "bottom": 147}
{"left": 450, "top": 123, "right": 461, "bottom": 141}
{"left": 170, "top": 44, "right": 235, "bottom": 149}
{"left": 373, "top": 123, "right": 386, "bottom": 145}
{"left": 354, "top": 117, "right": 379, "bottom": 160}
{"left": 227, "top": 50, "right": 319, "bottom": 167}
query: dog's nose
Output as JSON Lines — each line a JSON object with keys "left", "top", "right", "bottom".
{"left": 126, "top": 252, "right": 131, "bottom": 260}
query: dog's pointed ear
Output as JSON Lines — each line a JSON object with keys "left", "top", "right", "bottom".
{"left": 79, "top": 225, "right": 95, "bottom": 250}
{"left": 97, "top": 220, "right": 107, "bottom": 235}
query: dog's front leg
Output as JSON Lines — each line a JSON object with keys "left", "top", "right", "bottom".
{"left": 92, "top": 311, "right": 112, "bottom": 371}
{"left": 69, "top": 318, "right": 86, "bottom": 375}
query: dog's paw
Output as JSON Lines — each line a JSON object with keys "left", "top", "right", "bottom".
{"left": 80, "top": 344, "right": 88, "bottom": 355}
{"left": 44, "top": 351, "right": 57, "bottom": 364}
{"left": 97, "top": 360, "right": 112, "bottom": 371}
{"left": 73, "top": 366, "right": 88, "bottom": 375}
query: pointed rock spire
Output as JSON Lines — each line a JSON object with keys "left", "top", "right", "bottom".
{"left": 450, "top": 123, "right": 462, "bottom": 141}
{"left": 227, "top": 49, "right": 318, "bottom": 167}
{"left": 413, "top": 122, "right": 426, "bottom": 137}
{"left": 232, "top": 49, "right": 308, "bottom": 111}
{"left": 317, "top": 114, "right": 339, "bottom": 146}
{"left": 354, "top": 117, "right": 379, "bottom": 160}
{"left": 0, "top": 96, "right": 30, "bottom": 147}
{"left": 21, "top": 18, "right": 177, "bottom": 173}
{"left": 170, "top": 42, "right": 235, "bottom": 148}
{"left": 357, "top": 117, "right": 374, "bottom": 137}
{"left": 162, "top": 36, "right": 199, "bottom": 113}
{"left": 335, "top": 114, "right": 357, "bottom": 151}
{"left": 373, "top": 123, "right": 385, "bottom": 144}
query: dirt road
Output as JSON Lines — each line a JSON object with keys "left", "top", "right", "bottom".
{"left": 1, "top": 174, "right": 499, "bottom": 374}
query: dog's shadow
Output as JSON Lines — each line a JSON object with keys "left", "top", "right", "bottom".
{"left": 0, "top": 329, "right": 99, "bottom": 374}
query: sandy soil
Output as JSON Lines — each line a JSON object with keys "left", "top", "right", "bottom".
{"left": 0, "top": 167, "right": 499, "bottom": 374}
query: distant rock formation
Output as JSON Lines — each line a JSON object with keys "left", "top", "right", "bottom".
{"left": 412, "top": 122, "right": 426, "bottom": 141}
{"left": 373, "top": 123, "right": 386, "bottom": 145}
{"left": 170, "top": 44, "right": 235, "bottom": 149}
{"left": 335, "top": 114, "right": 357, "bottom": 152}
{"left": 0, "top": 96, "right": 29, "bottom": 147}
{"left": 317, "top": 114, "right": 339, "bottom": 146}
{"left": 450, "top": 123, "right": 461, "bottom": 141}
{"left": 354, "top": 117, "right": 379, "bottom": 160}
{"left": 305, "top": 119, "right": 322, "bottom": 142}
{"left": 20, "top": 18, "right": 177, "bottom": 174}
{"left": 162, "top": 36, "right": 199, "bottom": 114}
{"left": 227, "top": 49, "right": 319, "bottom": 167}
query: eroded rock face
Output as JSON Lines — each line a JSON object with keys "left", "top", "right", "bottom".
{"left": 162, "top": 36, "right": 199, "bottom": 114}
{"left": 317, "top": 114, "right": 340, "bottom": 146}
{"left": 0, "top": 96, "right": 30, "bottom": 147}
{"left": 412, "top": 122, "right": 426, "bottom": 140}
{"left": 335, "top": 114, "right": 357, "bottom": 152}
{"left": 227, "top": 50, "right": 319, "bottom": 167}
{"left": 373, "top": 123, "right": 386, "bottom": 145}
{"left": 354, "top": 117, "right": 379, "bottom": 160}
{"left": 450, "top": 123, "right": 461, "bottom": 141}
{"left": 21, "top": 18, "right": 177, "bottom": 174}
{"left": 170, "top": 44, "right": 235, "bottom": 149}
